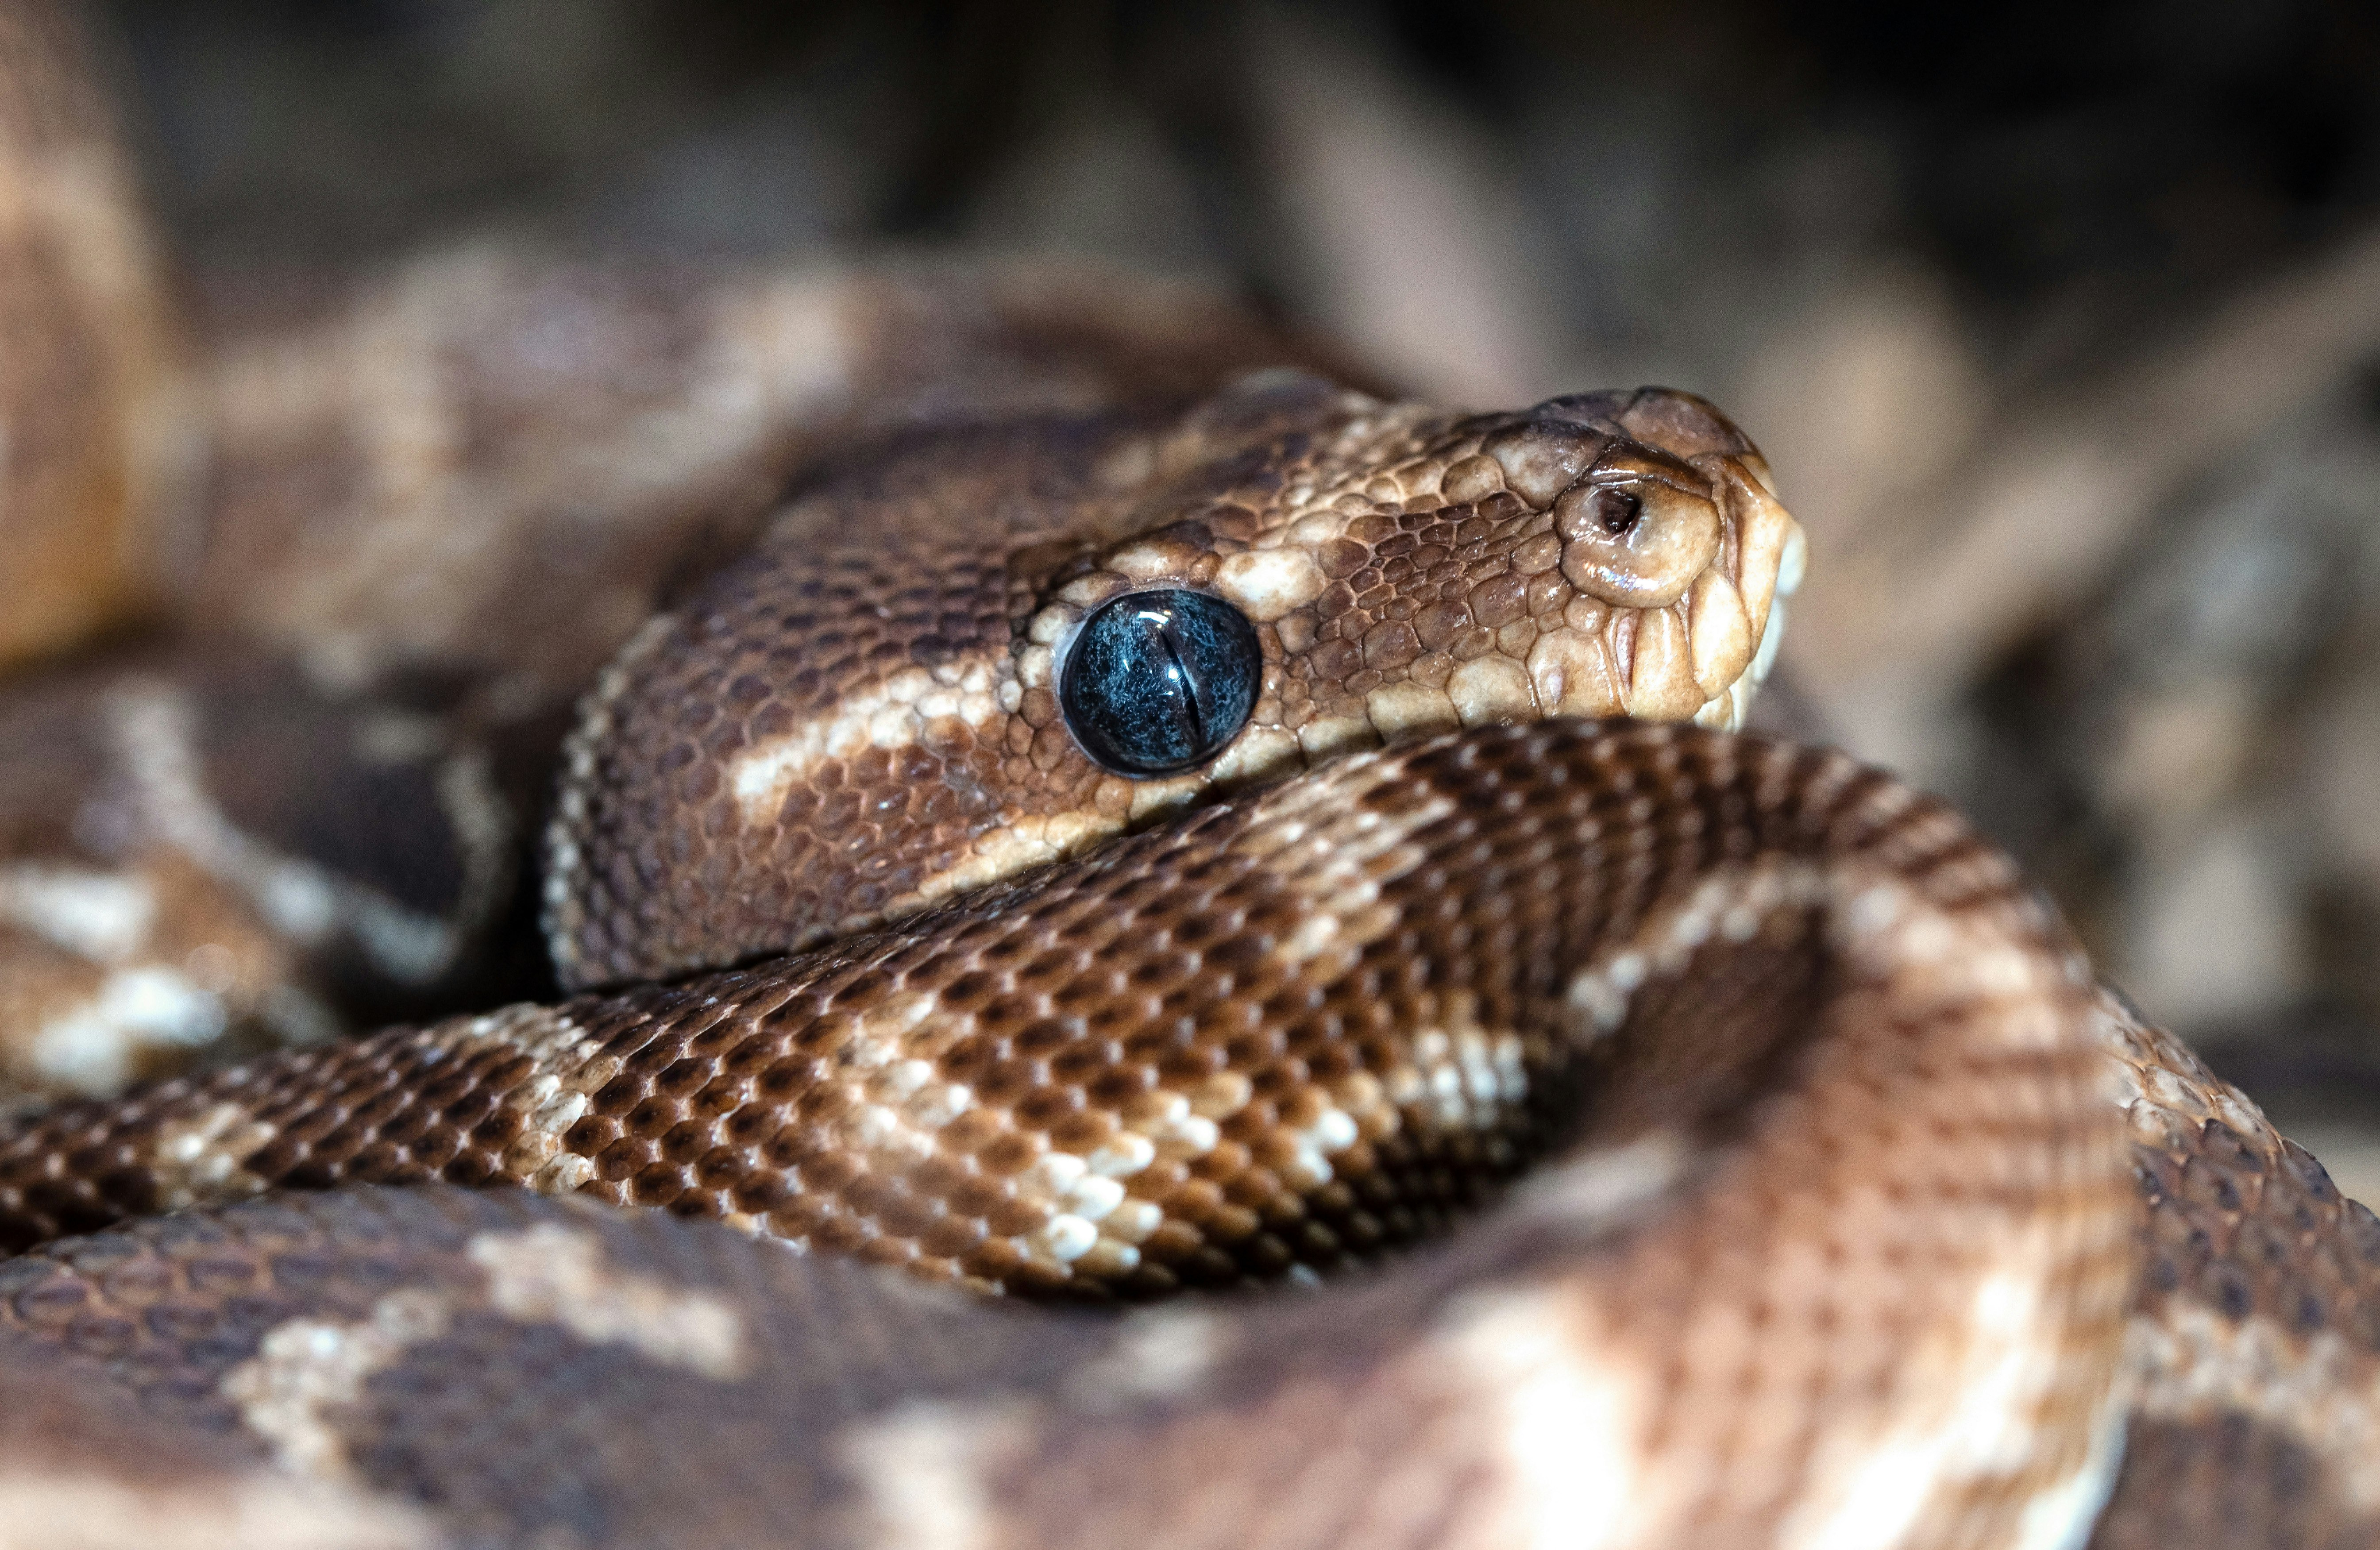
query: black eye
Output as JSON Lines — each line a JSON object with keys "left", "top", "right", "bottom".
{"left": 1060, "top": 590, "right": 1261, "bottom": 777}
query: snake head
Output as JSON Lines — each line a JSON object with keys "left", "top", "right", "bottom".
{"left": 547, "top": 379, "right": 1805, "bottom": 987}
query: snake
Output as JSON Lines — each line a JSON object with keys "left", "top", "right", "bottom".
{"left": 0, "top": 6, "right": 2373, "bottom": 1548}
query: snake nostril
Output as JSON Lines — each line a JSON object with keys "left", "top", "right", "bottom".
{"left": 1553, "top": 472, "right": 1722, "bottom": 610}
{"left": 1060, "top": 590, "right": 1261, "bottom": 777}
{"left": 1593, "top": 487, "right": 1642, "bottom": 536}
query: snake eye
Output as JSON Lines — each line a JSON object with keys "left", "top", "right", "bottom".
{"left": 1060, "top": 590, "right": 1261, "bottom": 777}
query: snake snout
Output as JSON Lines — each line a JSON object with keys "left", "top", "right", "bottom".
{"left": 1471, "top": 391, "right": 1803, "bottom": 729}
{"left": 1485, "top": 412, "right": 1724, "bottom": 609}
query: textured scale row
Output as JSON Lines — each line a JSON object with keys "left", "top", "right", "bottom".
{"left": 0, "top": 722, "right": 2151, "bottom": 1549}
{"left": 2, "top": 726, "right": 1978, "bottom": 1293}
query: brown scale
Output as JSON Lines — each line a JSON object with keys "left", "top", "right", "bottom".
{"left": 0, "top": 725, "right": 2084, "bottom": 1307}
{"left": 2091, "top": 999, "right": 2380, "bottom": 1550}
{"left": 0, "top": 1186, "right": 1104, "bottom": 1549}
{"left": 0, "top": 719, "right": 2144, "bottom": 1548}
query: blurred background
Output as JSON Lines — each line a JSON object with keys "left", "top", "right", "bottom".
{"left": 79, "top": 0, "right": 2380, "bottom": 1183}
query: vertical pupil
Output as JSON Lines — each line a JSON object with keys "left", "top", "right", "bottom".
{"left": 1060, "top": 589, "right": 1261, "bottom": 777}
{"left": 1145, "top": 610, "right": 1204, "bottom": 745}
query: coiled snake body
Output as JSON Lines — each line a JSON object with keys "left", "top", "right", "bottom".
{"left": 0, "top": 8, "right": 2371, "bottom": 1547}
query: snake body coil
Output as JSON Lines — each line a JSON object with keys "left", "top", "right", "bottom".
{"left": 0, "top": 6, "right": 2374, "bottom": 1546}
